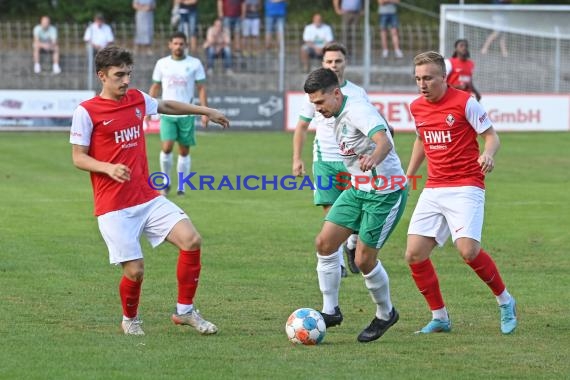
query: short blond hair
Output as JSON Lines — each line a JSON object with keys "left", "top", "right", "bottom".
{"left": 413, "top": 51, "right": 446, "bottom": 76}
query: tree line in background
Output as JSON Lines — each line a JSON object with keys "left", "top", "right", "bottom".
{"left": 2, "top": 0, "right": 567, "bottom": 25}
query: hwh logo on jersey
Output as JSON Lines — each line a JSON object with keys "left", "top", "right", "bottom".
{"left": 423, "top": 130, "right": 452, "bottom": 144}
{"left": 114, "top": 125, "right": 140, "bottom": 144}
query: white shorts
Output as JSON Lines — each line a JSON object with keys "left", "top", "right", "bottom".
{"left": 242, "top": 18, "right": 260, "bottom": 37}
{"left": 97, "top": 196, "right": 188, "bottom": 264}
{"left": 407, "top": 186, "right": 485, "bottom": 246}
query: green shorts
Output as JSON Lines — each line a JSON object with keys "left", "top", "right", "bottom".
{"left": 159, "top": 115, "right": 196, "bottom": 147}
{"left": 326, "top": 186, "right": 408, "bottom": 249}
{"left": 312, "top": 161, "right": 350, "bottom": 206}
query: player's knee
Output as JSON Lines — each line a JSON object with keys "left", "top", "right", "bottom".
{"left": 459, "top": 246, "right": 479, "bottom": 262}
{"left": 179, "top": 232, "right": 202, "bottom": 251}
{"left": 315, "top": 234, "right": 335, "bottom": 255}
{"left": 404, "top": 249, "right": 422, "bottom": 264}
{"left": 124, "top": 266, "right": 144, "bottom": 282}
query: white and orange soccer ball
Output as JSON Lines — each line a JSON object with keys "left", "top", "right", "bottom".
{"left": 285, "top": 308, "right": 326, "bottom": 345}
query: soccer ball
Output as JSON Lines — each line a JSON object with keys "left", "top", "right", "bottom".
{"left": 285, "top": 308, "right": 326, "bottom": 345}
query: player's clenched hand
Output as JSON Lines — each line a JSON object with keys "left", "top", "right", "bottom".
{"left": 207, "top": 109, "right": 229, "bottom": 128}
{"left": 292, "top": 159, "right": 306, "bottom": 177}
{"left": 359, "top": 154, "right": 378, "bottom": 172}
{"left": 478, "top": 153, "right": 494, "bottom": 174}
{"left": 108, "top": 163, "right": 131, "bottom": 183}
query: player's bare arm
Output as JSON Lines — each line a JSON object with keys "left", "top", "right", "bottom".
{"left": 71, "top": 144, "right": 131, "bottom": 183}
{"left": 197, "top": 82, "right": 209, "bottom": 128}
{"left": 405, "top": 136, "right": 426, "bottom": 177}
{"left": 358, "top": 130, "right": 392, "bottom": 172}
{"left": 292, "top": 119, "right": 311, "bottom": 176}
{"left": 478, "top": 127, "right": 500, "bottom": 174}
{"left": 157, "top": 100, "right": 230, "bottom": 128}
{"left": 148, "top": 82, "right": 161, "bottom": 98}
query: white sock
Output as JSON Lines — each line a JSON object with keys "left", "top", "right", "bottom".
{"left": 177, "top": 155, "right": 191, "bottom": 192}
{"left": 363, "top": 260, "right": 392, "bottom": 320}
{"left": 496, "top": 289, "right": 512, "bottom": 306}
{"left": 337, "top": 245, "right": 345, "bottom": 267}
{"left": 177, "top": 303, "right": 193, "bottom": 315}
{"left": 432, "top": 307, "right": 449, "bottom": 321}
{"left": 160, "top": 151, "right": 173, "bottom": 179}
{"left": 346, "top": 234, "right": 358, "bottom": 250}
{"left": 316, "top": 251, "right": 340, "bottom": 314}
{"left": 123, "top": 315, "right": 137, "bottom": 321}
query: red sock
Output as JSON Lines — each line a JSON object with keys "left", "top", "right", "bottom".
{"left": 119, "top": 276, "right": 142, "bottom": 318}
{"left": 177, "top": 249, "right": 201, "bottom": 305}
{"left": 465, "top": 248, "right": 506, "bottom": 296}
{"left": 409, "top": 259, "right": 445, "bottom": 311}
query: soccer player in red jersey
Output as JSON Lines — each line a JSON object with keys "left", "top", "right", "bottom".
{"left": 445, "top": 39, "right": 481, "bottom": 102}
{"left": 405, "top": 51, "right": 517, "bottom": 335}
{"left": 70, "top": 46, "right": 229, "bottom": 336}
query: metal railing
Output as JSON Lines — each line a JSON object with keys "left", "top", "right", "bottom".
{"left": 1, "top": 21, "right": 438, "bottom": 92}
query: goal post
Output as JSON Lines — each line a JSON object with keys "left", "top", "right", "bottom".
{"left": 440, "top": 4, "right": 570, "bottom": 94}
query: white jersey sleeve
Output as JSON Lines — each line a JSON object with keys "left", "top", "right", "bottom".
{"left": 445, "top": 59, "right": 452, "bottom": 76}
{"left": 465, "top": 97, "right": 492, "bottom": 134}
{"left": 299, "top": 94, "right": 316, "bottom": 121}
{"left": 140, "top": 91, "right": 159, "bottom": 116}
{"left": 69, "top": 105, "right": 93, "bottom": 146}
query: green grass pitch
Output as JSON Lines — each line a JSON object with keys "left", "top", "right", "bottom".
{"left": 0, "top": 131, "right": 569, "bottom": 379}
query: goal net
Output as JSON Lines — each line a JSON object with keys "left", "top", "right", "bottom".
{"left": 440, "top": 4, "right": 570, "bottom": 94}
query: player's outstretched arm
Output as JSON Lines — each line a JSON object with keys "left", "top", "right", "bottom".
{"left": 71, "top": 144, "right": 131, "bottom": 183}
{"left": 157, "top": 100, "right": 229, "bottom": 128}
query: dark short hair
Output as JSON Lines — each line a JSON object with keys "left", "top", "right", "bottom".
{"left": 170, "top": 31, "right": 187, "bottom": 42}
{"left": 95, "top": 46, "right": 133, "bottom": 73}
{"left": 303, "top": 68, "right": 339, "bottom": 94}
{"left": 322, "top": 41, "right": 347, "bottom": 57}
{"left": 452, "top": 39, "right": 470, "bottom": 58}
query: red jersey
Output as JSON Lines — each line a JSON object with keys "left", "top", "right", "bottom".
{"left": 221, "top": 0, "right": 244, "bottom": 17}
{"left": 446, "top": 57, "right": 474, "bottom": 91}
{"left": 70, "top": 89, "right": 159, "bottom": 216}
{"left": 410, "top": 87, "right": 492, "bottom": 189}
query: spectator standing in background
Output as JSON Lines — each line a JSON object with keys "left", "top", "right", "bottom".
{"left": 84, "top": 13, "right": 115, "bottom": 56}
{"left": 203, "top": 18, "right": 233, "bottom": 75}
{"left": 173, "top": 0, "right": 200, "bottom": 55}
{"left": 264, "top": 0, "right": 287, "bottom": 51}
{"left": 218, "top": 0, "right": 244, "bottom": 53}
{"left": 242, "top": 0, "right": 262, "bottom": 57}
{"left": 300, "top": 13, "right": 334, "bottom": 73}
{"left": 445, "top": 39, "right": 481, "bottom": 102}
{"left": 33, "top": 15, "right": 61, "bottom": 74}
{"left": 133, "top": 0, "right": 156, "bottom": 55}
{"left": 377, "top": 0, "right": 403, "bottom": 59}
{"left": 480, "top": 0, "right": 511, "bottom": 58}
{"left": 332, "top": 0, "right": 362, "bottom": 57}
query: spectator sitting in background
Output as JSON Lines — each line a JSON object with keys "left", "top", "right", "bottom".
{"left": 203, "top": 18, "right": 233, "bottom": 75}
{"left": 300, "top": 13, "right": 334, "bottom": 73}
{"left": 33, "top": 15, "right": 61, "bottom": 74}
{"left": 84, "top": 13, "right": 115, "bottom": 55}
